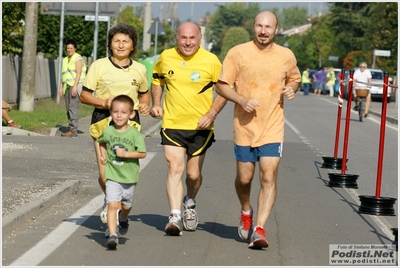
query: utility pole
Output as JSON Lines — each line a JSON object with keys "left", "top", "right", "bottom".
{"left": 19, "top": 2, "right": 38, "bottom": 112}
{"left": 142, "top": 2, "right": 152, "bottom": 52}
{"left": 172, "top": 2, "right": 178, "bottom": 22}
{"left": 56, "top": 2, "right": 65, "bottom": 104}
{"left": 164, "top": 2, "right": 169, "bottom": 24}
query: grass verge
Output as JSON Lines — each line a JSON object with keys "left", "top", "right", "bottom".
{"left": 2, "top": 98, "right": 94, "bottom": 135}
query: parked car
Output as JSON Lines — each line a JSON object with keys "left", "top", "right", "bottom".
{"left": 368, "top": 68, "right": 392, "bottom": 102}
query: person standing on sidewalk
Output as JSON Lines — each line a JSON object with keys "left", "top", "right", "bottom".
{"left": 215, "top": 11, "right": 300, "bottom": 249}
{"left": 80, "top": 24, "right": 150, "bottom": 229}
{"left": 58, "top": 39, "right": 87, "bottom": 137}
{"left": 353, "top": 62, "right": 372, "bottom": 118}
{"left": 301, "top": 67, "right": 311, "bottom": 95}
{"left": 326, "top": 67, "right": 336, "bottom": 97}
{"left": 97, "top": 95, "right": 147, "bottom": 250}
{"left": 150, "top": 22, "right": 227, "bottom": 236}
{"left": 312, "top": 67, "right": 325, "bottom": 97}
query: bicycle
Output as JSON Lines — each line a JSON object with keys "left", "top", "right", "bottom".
{"left": 355, "top": 88, "right": 369, "bottom": 122}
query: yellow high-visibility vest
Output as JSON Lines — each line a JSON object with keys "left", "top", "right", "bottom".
{"left": 61, "top": 53, "right": 87, "bottom": 93}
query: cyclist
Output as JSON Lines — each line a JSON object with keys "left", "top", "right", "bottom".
{"left": 353, "top": 62, "right": 372, "bottom": 118}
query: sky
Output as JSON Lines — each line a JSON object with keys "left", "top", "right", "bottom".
{"left": 121, "top": 1, "right": 330, "bottom": 23}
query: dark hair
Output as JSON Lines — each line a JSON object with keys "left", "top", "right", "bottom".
{"left": 107, "top": 24, "right": 138, "bottom": 58}
{"left": 65, "top": 38, "right": 77, "bottom": 49}
{"left": 110, "top": 95, "right": 134, "bottom": 111}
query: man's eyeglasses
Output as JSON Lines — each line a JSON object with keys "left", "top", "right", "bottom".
{"left": 359, "top": 66, "right": 366, "bottom": 68}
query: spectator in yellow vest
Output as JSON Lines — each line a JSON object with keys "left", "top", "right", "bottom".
{"left": 58, "top": 39, "right": 87, "bottom": 137}
{"left": 326, "top": 67, "right": 335, "bottom": 97}
{"left": 301, "top": 67, "right": 311, "bottom": 95}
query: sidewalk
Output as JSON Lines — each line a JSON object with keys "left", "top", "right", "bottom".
{"left": 2, "top": 114, "right": 162, "bottom": 235}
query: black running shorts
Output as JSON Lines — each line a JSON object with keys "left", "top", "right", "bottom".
{"left": 160, "top": 129, "right": 215, "bottom": 156}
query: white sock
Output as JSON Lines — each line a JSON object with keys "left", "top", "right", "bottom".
{"left": 242, "top": 209, "right": 252, "bottom": 215}
{"left": 171, "top": 209, "right": 181, "bottom": 219}
{"left": 184, "top": 195, "right": 196, "bottom": 207}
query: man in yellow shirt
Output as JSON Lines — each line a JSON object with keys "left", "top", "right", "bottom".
{"left": 150, "top": 22, "right": 226, "bottom": 236}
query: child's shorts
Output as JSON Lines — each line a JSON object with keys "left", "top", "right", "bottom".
{"left": 106, "top": 180, "right": 137, "bottom": 209}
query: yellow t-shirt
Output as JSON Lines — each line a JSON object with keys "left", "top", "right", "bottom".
{"left": 152, "top": 47, "right": 221, "bottom": 130}
{"left": 83, "top": 57, "right": 148, "bottom": 111}
{"left": 218, "top": 41, "right": 301, "bottom": 147}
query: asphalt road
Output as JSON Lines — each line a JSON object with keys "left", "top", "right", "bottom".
{"left": 2, "top": 94, "right": 398, "bottom": 266}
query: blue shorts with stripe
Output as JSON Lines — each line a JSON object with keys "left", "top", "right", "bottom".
{"left": 234, "top": 143, "right": 283, "bottom": 162}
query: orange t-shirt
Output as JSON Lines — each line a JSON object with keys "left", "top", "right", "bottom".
{"left": 218, "top": 41, "right": 301, "bottom": 147}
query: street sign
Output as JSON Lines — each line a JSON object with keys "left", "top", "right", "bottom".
{"left": 147, "top": 17, "right": 165, "bottom": 35}
{"left": 328, "top": 56, "right": 339, "bottom": 61}
{"left": 374, "top": 49, "right": 391, "bottom": 57}
{"left": 85, "top": 15, "right": 109, "bottom": 22}
{"left": 40, "top": 2, "right": 119, "bottom": 17}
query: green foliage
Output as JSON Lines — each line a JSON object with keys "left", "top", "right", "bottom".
{"left": 2, "top": 2, "right": 25, "bottom": 55}
{"left": 2, "top": 2, "right": 397, "bottom": 76}
{"left": 205, "top": 3, "right": 261, "bottom": 56}
{"left": 219, "top": 27, "right": 250, "bottom": 60}
{"left": 118, "top": 5, "right": 144, "bottom": 56}
{"left": 325, "top": 2, "right": 397, "bottom": 73}
{"left": 37, "top": 14, "right": 110, "bottom": 59}
{"left": 206, "top": 3, "right": 310, "bottom": 57}
{"left": 362, "top": 3, "right": 398, "bottom": 74}
{"left": 280, "top": 6, "right": 309, "bottom": 30}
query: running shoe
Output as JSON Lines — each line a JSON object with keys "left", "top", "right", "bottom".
{"left": 105, "top": 210, "right": 120, "bottom": 238}
{"left": 183, "top": 197, "right": 198, "bottom": 231}
{"left": 104, "top": 227, "right": 120, "bottom": 238}
{"left": 164, "top": 213, "right": 183, "bottom": 236}
{"left": 100, "top": 196, "right": 108, "bottom": 224}
{"left": 118, "top": 210, "right": 129, "bottom": 235}
{"left": 107, "top": 234, "right": 118, "bottom": 249}
{"left": 248, "top": 226, "right": 269, "bottom": 249}
{"left": 238, "top": 207, "right": 253, "bottom": 240}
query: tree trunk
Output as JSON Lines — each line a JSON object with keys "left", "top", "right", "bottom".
{"left": 19, "top": 2, "right": 38, "bottom": 112}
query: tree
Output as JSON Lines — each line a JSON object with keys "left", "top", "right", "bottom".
{"left": 363, "top": 3, "right": 398, "bottom": 73}
{"left": 328, "top": 3, "right": 371, "bottom": 68}
{"left": 19, "top": 2, "right": 38, "bottom": 111}
{"left": 205, "top": 3, "right": 261, "bottom": 56}
{"left": 118, "top": 5, "right": 144, "bottom": 55}
{"left": 2, "top": 2, "right": 25, "bottom": 56}
{"left": 280, "top": 6, "right": 309, "bottom": 31}
{"left": 219, "top": 27, "right": 250, "bottom": 60}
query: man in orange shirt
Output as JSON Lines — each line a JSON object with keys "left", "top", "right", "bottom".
{"left": 216, "top": 11, "right": 300, "bottom": 249}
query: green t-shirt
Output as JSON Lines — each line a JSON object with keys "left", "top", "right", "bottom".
{"left": 97, "top": 125, "right": 146, "bottom": 184}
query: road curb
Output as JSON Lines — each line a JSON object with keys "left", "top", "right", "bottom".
{"left": 2, "top": 180, "right": 81, "bottom": 235}
{"left": 369, "top": 110, "right": 398, "bottom": 125}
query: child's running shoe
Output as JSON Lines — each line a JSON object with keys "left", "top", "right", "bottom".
{"left": 100, "top": 196, "right": 108, "bottom": 224}
{"left": 118, "top": 210, "right": 129, "bottom": 235}
{"left": 107, "top": 234, "right": 118, "bottom": 249}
